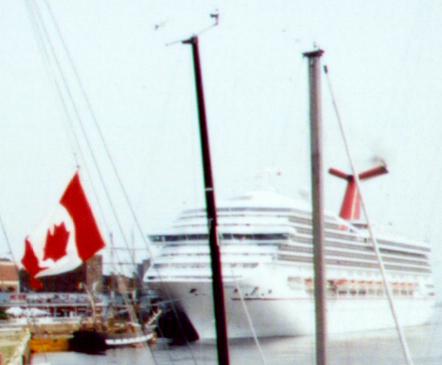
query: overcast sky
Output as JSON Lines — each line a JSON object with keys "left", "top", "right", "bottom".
{"left": 1, "top": 1, "right": 442, "bottom": 284}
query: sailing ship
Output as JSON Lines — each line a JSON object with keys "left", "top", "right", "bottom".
{"left": 68, "top": 309, "right": 160, "bottom": 353}
{"left": 20, "top": 172, "right": 159, "bottom": 353}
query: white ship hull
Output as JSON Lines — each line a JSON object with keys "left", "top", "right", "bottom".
{"left": 160, "top": 278, "right": 435, "bottom": 339}
{"left": 156, "top": 261, "right": 435, "bottom": 339}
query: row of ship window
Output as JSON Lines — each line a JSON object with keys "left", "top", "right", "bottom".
{"left": 150, "top": 233, "right": 291, "bottom": 242}
{"left": 152, "top": 263, "right": 258, "bottom": 269}
{"left": 151, "top": 233, "right": 430, "bottom": 257}
{"left": 156, "top": 239, "right": 428, "bottom": 264}
{"left": 277, "top": 254, "right": 431, "bottom": 273}
{"left": 305, "top": 288, "right": 416, "bottom": 297}
{"left": 303, "top": 279, "right": 418, "bottom": 297}
{"left": 295, "top": 226, "right": 430, "bottom": 253}
{"left": 281, "top": 241, "right": 427, "bottom": 259}
{"left": 278, "top": 247, "right": 429, "bottom": 267}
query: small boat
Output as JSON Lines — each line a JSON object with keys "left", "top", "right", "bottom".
{"left": 69, "top": 309, "right": 160, "bottom": 353}
{"left": 69, "top": 326, "right": 155, "bottom": 353}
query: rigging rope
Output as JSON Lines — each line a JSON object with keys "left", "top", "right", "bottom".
{"left": 42, "top": 0, "right": 156, "bottom": 261}
{"left": 23, "top": 0, "right": 79, "bottom": 169}
{"left": 23, "top": 0, "right": 112, "bottom": 235}
{"left": 323, "top": 64, "right": 415, "bottom": 365}
{"left": 0, "top": 215, "right": 17, "bottom": 266}
{"left": 25, "top": 2, "right": 141, "bottom": 340}
{"left": 230, "top": 266, "right": 267, "bottom": 365}
{"left": 28, "top": 0, "right": 141, "bottom": 280}
{"left": 26, "top": 2, "right": 200, "bottom": 361}
{"left": 24, "top": 3, "right": 164, "bottom": 363}
{"left": 25, "top": 0, "right": 136, "bottom": 286}
{"left": 25, "top": 0, "right": 138, "bottom": 312}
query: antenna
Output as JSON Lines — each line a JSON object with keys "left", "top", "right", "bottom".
{"left": 166, "top": 11, "right": 220, "bottom": 47}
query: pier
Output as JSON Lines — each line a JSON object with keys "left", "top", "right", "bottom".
{"left": 0, "top": 328, "right": 30, "bottom": 365}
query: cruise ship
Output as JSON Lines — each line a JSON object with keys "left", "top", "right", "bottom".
{"left": 145, "top": 168, "right": 435, "bottom": 339}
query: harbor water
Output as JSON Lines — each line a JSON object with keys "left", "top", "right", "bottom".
{"left": 32, "top": 305, "right": 442, "bottom": 365}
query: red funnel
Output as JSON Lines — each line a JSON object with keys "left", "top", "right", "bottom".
{"left": 329, "top": 165, "right": 388, "bottom": 221}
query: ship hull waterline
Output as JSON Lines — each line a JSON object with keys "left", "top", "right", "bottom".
{"left": 153, "top": 268, "right": 435, "bottom": 340}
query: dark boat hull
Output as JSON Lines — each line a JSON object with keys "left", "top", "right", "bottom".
{"left": 69, "top": 330, "right": 107, "bottom": 354}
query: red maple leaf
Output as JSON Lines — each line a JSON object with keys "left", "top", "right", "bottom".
{"left": 43, "top": 222, "right": 70, "bottom": 261}
{"left": 22, "top": 239, "right": 46, "bottom": 277}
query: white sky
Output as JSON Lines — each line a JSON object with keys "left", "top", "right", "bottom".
{"left": 1, "top": 1, "right": 442, "bottom": 284}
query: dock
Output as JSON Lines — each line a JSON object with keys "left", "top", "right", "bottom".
{"left": 0, "top": 328, "right": 31, "bottom": 365}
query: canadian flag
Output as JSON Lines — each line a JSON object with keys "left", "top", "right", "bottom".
{"left": 21, "top": 172, "right": 105, "bottom": 280}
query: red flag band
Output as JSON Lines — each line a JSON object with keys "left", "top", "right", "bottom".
{"left": 60, "top": 174, "right": 105, "bottom": 261}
